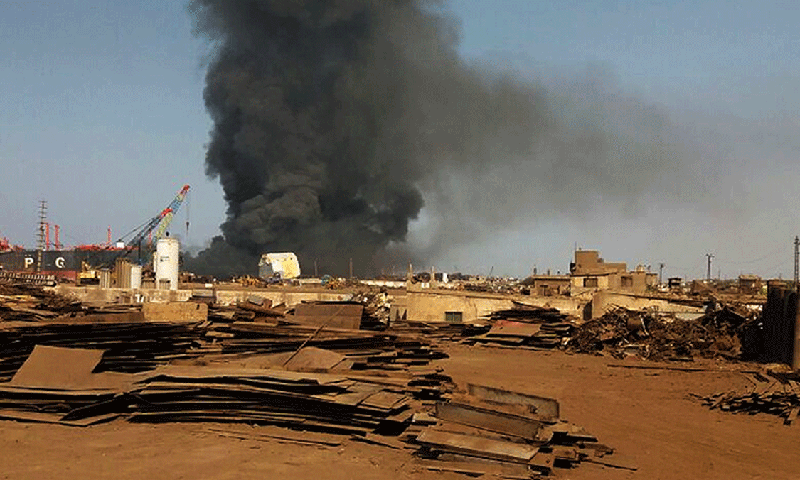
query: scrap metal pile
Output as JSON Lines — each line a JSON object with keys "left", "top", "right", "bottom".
{"left": 407, "top": 383, "right": 621, "bottom": 476}
{"left": 0, "top": 282, "right": 613, "bottom": 477}
{"left": 567, "top": 305, "right": 759, "bottom": 361}
{"left": 697, "top": 370, "right": 800, "bottom": 426}
{"left": 0, "top": 343, "right": 616, "bottom": 477}
{"left": 0, "top": 344, "right": 451, "bottom": 432}
{"left": 466, "top": 304, "right": 574, "bottom": 349}
{"left": 0, "top": 282, "right": 83, "bottom": 322}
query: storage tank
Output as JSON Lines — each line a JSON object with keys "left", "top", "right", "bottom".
{"left": 154, "top": 238, "right": 180, "bottom": 290}
{"left": 99, "top": 268, "right": 111, "bottom": 289}
{"left": 130, "top": 265, "right": 142, "bottom": 290}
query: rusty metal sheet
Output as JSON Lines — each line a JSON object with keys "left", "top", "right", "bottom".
{"left": 283, "top": 347, "right": 345, "bottom": 371}
{"left": 360, "top": 390, "right": 408, "bottom": 410}
{"left": 415, "top": 429, "right": 539, "bottom": 464}
{"left": 435, "top": 402, "right": 541, "bottom": 439}
{"left": 288, "top": 303, "right": 364, "bottom": 329}
{"left": 466, "top": 383, "right": 560, "bottom": 419}
{"left": 486, "top": 321, "right": 542, "bottom": 338}
{"left": 9, "top": 345, "right": 104, "bottom": 390}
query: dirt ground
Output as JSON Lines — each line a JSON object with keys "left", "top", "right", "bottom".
{"left": 1, "top": 344, "right": 798, "bottom": 480}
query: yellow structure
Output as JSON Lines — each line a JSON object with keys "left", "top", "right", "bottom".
{"left": 258, "top": 252, "right": 301, "bottom": 280}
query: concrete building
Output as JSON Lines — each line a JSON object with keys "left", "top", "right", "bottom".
{"left": 569, "top": 250, "right": 657, "bottom": 295}
{"left": 405, "top": 289, "right": 583, "bottom": 324}
{"left": 527, "top": 275, "right": 571, "bottom": 296}
{"left": 738, "top": 274, "right": 763, "bottom": 295}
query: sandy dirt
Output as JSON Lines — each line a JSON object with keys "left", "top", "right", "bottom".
{"left": 1, "top": 344, "right": 798, "bottom": 480}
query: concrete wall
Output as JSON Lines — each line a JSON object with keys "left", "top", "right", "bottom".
{"left": 406, "top": 290, "right": 583, "bottom": 323}
{"left": 571, "top": 274, "right": 613, "bottom": 292}
{"left": 212, "top": 290, "right": 353, "bottom": 307}
{"left": 55, "top": 285, "right": 354, "bottom": 307}
{"left": 56, "top": 285, "right": 192, "bottom": 304}
{"left": 142, "top": 302, "right": 208, "bottom": 322}
{"left": 572, "top": 250, "right": 627, "bottom": 275}
{"left": 361, "top": 279, "right": 406, "bottom": 289}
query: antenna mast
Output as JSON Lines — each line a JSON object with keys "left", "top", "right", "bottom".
{"left": 37, "top": 200, "right": 47, "bottom": 272}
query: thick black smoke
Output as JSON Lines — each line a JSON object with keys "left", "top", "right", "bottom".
{"left": 186, "top": 0, "right": 552, "bottom": 276}
{"left": 186, "top": 1, "right": 700, "bottom": 278}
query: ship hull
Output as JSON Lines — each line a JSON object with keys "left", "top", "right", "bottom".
{"left": 0, "top": 249, "right": 138, "bottom": 281}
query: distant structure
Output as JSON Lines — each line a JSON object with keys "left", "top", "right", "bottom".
{"left": 259, "top": 253, "right": 301, "bottom": 280}
{"left": 737, "top": 274, "right": 763, "bottom": 295}
{"left": 154, "top": 238, "right": 180, "bottom": 290}
{"left": 527, "top": 250, "right": 657, "bottom": 295}
{"left": 569, "top": 250, "right": 656, "bottom": 294}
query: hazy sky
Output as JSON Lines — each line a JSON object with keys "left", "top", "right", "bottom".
{"left": 1, "top": 0, "right": 799, "bottom": 279}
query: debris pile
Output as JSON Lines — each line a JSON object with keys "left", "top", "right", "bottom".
{"left": 0, "top": 344, "right": 616, "bottom": 476}
{"left": 466, "top": 304, "right": 574, "bottom": 349}
{"left": 0, "top": 320, "right": 202, "bottom": 381}
{"left": 697, "top": 370, "right": 800, "bottom": 425}
{"left": 0, "top": 282, "right": 82, "bottom": 322}
{"left": 567, "top": 306, "right": 758, "bottom": 361}
{"left": 407, "top": 383, "right": 622, "bottom": 476}
{"left": 388, "top": 321, "right": 491, "bottom": 342}
{"left": 208, "top": 294, "right": 391, "bottom": 330}
{"left": 0, "top": 345, "right": 452, "bottom": 432}
{"left": 200, "top": 321, "right": 449, "bottom": 371}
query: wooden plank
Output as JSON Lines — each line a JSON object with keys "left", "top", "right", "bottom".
{"left": 435, "top": 402, "right": 542, "bottom": 439}
{"left": 415, "top": 429, "right": 538, "bottom": 464}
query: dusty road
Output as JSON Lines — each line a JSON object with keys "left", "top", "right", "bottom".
{"left": 1, "top": 344, "right": 797, "bottom": 480}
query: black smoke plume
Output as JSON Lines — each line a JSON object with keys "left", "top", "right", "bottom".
{"left": 186, "top": 0, "right": 552, "bottom": 276}
{"left": 186, "top": 1, "right": 693, "bottom": 278}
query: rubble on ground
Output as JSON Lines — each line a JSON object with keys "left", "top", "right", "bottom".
{"left": 566, "top": 305, "right": 760, "bottom": 361}
{"left": 465, "top": 303, "right": 575, "bottom": 349}
{"left": 696, "top": 370, "right": 800, "bottom": 425}
{"left": 0, "top": 280, "right": 617, "bottom": 476}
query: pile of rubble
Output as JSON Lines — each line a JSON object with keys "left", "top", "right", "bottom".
{"left": 567, "top": 305, "right": 759, "bottom": 361}
{"left": 0, "top": 281, "right": 617, "bottom": 476}
{"left": 0, "top": 343, "right": 616, "bottom": 477}
{"left": 0, "top": 282, "right": 82, "bottom": 322}
{"left": 466, "top": 304, "right": 574, "bottom": 349}
{"left": 407, "top": 383, "right": 620, "bottom": 476}
{"left": 0, "top": 344, "right": 451, "bottom": 431}
{"left": 697, "top": 370, "right": 800, "bottom": 426}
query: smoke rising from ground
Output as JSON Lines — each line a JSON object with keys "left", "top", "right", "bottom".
{"left": 186, "top": 1, "right": 707, "bottom": 277}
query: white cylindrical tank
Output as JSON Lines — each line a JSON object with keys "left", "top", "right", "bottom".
{"left": 130, "top": 265, "right": 142, "bottom": 290}
{"left": 154, "top": 238, "right": 180, "bottom": 291}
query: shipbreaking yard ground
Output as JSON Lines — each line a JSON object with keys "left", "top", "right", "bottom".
{"left": 0, "top": 279, "right": 799, "bottom": 480}
{"left": 1, "top": 345, "right": 798, "bottom": 480}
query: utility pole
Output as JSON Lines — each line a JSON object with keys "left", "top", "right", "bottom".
{"left": 658, "top": 263, "right": 665, "bottom": 285}
{"left": 705, "top": 253, "right": 714, "bottom": 282}
{"left": 314, "top": 259, "right": 318, "bottom": 278}
{"left": 794, "top": 236, "right": 799, "bottom": 284}
{"left": 37, "top": 200, "right": 47, "bottom": 273}
{"left": 349, "top": 258, "right": 353, "bottom": 279}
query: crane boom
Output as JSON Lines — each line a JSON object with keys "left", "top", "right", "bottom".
{"left": 126, "top": 184, "right": 191, "bottom": 248}
{"left": 151, "top": 184, "right": 190, "bottom": 243}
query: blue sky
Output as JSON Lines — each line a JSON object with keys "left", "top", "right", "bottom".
{"left": 1, "top": 0, "right": 798, "bottom": 278}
